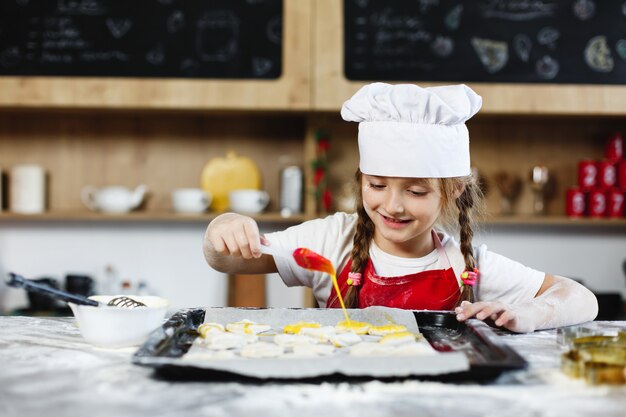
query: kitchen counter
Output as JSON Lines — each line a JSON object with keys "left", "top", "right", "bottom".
{"left": 1, "top": 316, "right": 625, "bottom": 417}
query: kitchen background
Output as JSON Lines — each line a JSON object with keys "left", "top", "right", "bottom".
{"left": 1, "top": 0, "right": 625, "bottom": 316}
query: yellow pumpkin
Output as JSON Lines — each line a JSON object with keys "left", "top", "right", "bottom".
{"left": 200, "top": 151, "right": 262, "bottom": 212}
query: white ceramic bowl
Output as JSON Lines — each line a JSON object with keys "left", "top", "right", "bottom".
{"left": 68, "top": 295, "right": 169, "bottom": 348}
{"left": 171, "top": 188, "right": 211, "bottom": 214}
{"left": 229, "top": 189, "right": 270, "bottom": 214}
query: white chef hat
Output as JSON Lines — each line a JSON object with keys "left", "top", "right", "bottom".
{"left": 340, "top": 83, "right": 482, "bottom": 178}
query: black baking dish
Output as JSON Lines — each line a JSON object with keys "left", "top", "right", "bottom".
{"left": 413, "top": 311, "right": 527, "bottom": 381}
{"left": 132, "top": 308, "right": 527, "bottom": 382}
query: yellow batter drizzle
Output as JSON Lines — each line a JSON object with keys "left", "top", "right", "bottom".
{"left": 368, "top": 324, "right": 407, "bottom": 336}
{"left": 336, "top": 320, "right": 371, "bottom": 335}
{"left": 283, "top": 322, "right": 321, "bottom": 334}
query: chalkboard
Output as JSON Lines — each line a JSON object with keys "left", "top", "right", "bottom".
{"left": 345, "top": 0, "right": 626, "bottom": 84}
{"left": 0, "top": 0, "right": 282, "bottom": 79}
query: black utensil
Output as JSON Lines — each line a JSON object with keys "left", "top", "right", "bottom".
{"left": 7, "top": 273, "right": 146, "bottom": 308}
{"left": 26, "top": 277, "right": 61, "bottom": 310}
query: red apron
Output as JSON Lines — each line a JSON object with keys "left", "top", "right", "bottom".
{"left": 326, "top": 230, "right": 461, "bottom": 310}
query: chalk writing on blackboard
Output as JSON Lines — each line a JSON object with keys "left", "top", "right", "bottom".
{"left": 344, "top": 0, "right": 626, "bottom": 85}
{"left": 0, "top": 0, "right": 283, "bottom": 79}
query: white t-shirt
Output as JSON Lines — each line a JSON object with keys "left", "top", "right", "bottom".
{"left": 265, "top": 212, "right": 545, "bottom": 308}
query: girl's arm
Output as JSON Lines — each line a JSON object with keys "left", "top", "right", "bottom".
{"left": 455, "top": 274, "right": 599, "bottom": 333}
{"left": 203, "top": 213, "right": 279, "bottom": 275}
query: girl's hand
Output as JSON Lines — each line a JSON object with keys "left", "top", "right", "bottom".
{"left": 205, "top": 213, "right": 267, "bottom": 259}
{"left": 454, "top": 300, "right": 536, "bottom": 333}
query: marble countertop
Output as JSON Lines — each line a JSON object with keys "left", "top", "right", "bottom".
{"left": 1, "top": 316, "right": 625, "bottom": 417}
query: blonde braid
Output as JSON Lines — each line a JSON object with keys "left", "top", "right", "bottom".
{"left": 455, "top": 182, "right": 479, "bottom": 305}
{"left": 344, "top": 171, "right": 374, "bottom": 308}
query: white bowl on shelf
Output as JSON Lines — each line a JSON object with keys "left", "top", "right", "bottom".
{"left": 229, "top": 189, "right": 270, "bottom": 214}
{"left": 171, "top": 188, "right": 211, "bottom": 214}
{"left": 68, "top": 295, "right": 169, "bottom": 348}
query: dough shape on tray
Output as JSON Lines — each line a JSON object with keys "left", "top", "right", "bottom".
{"left": 336, "top": 320, "right": 371, "bottom": 335}
{"left": 240, "top": 342, "right": 285, "bottom": 358}
{"left": 349, "top": 342, "right": 390, "bottom": 357}
{"left": 379, "top": 332, "right": 417, "bottom": 346}
{"left": 291, "top": 344, "right": 335, "bottom": 357}
{"left": 207, "top": 332, "right": 258, "bottom": 350}
{"left": 392, "top": 343, "right": 437, "bottom": 356}
{"left": 226, "top": 319, "right": 272, "bottom": 335}
{"left": 283, "top": 321, "right": 321, "bottom": 334}
{"left": 299, "top": 326, "right": 336, "bottom": 342}
{"left": 274, "top": 333, "right": 318, "bottom": 347}
{"left": 330, "top": 332, "right": 362, "bottom": 347}
{"left": 367, "top": 324, "right": 407, "bottom": 336}
{"left": 198, "top": 322, "right": 225, "bottom": 338}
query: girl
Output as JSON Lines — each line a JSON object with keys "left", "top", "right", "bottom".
{"left": 203, "top": 83, "right": 598, "bottom": 333}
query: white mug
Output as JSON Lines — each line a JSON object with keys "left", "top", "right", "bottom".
{"left": 171, "top": 188, "right": 211, "bottom": 213}
{"left": 229, "top": 189, "right": 270, "bottom": 214}
{"left": 10, "top": 164, "right": 46, "bottom": 214}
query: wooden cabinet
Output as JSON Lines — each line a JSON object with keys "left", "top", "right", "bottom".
{"left": 0, "top": 0, "right": 625, "bottom": 228}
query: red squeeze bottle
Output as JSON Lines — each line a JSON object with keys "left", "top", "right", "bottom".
{"left": 292, "top": 248, "right": 335, "bottom": 275}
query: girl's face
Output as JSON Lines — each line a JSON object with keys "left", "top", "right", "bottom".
{"left": 361, "top": 174, "right": 442, "bottom": 257}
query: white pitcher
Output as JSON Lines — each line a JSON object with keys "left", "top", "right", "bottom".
{"left": 81, "top": 185, "right": 148, "bottom": 213}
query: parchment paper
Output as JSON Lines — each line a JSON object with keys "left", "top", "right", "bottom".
{"left": 177, "top": 306, "right": 470, "bottom": 379}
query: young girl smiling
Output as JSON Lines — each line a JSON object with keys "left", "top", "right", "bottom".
{"left": 203, "top": 83, "right": 598, "bottom": 333}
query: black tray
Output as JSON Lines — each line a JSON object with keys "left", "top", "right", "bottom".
{"left": 413, "top": 311, "right": 527, "bottom": 381}
{"left": 132, "top": 308, "right": 527, "bottom": 382}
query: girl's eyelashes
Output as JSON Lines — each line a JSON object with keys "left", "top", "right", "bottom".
{"left": 368, "top": 182, "right": 428, "bottom": 196}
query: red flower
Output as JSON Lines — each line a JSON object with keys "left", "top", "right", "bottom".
{"left": 317, "top": 139, "right": 330, "bottom": 152}
{"left": 323, "top": 189, "right": 332, "bottom": 211}
{"left": 314, "top": 168, "right": 325, "bottom": 185}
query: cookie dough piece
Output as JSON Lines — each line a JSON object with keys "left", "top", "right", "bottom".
{"left": 367, "top": 324, "right": 407, "bottom": 336}
{"left": 336, "top": 320, "right": 371, "bottom": 335}
{"left": 330, "top": 332, "right": 362, "bottom": 347}
{"left": 198, "top": 322, "right": 225, "bottom": 338}
{"left": 226, "top": 319, "right": 272, "bottom": 335}
{"left": 283, "top": 321, "right": 321, "bottom": 334}
{"left": 379, "top": 332, "right": 416, "bottom": 346}
{"left": 349, "top": 342, "right": 389, "bottom": 357}
{"left": 208, "top": 332, "right": 258, "bottom": 350}
{"left": 274, "top": 333, "right": 318, "bottom": 347}
{"left": 291, "top": 344, "right": 335, "bottom": 357}
{"left": 392, "top": 343, "right": 437, "bottom": 356}
{"left": 299, "top": 326, "right": 336, "bottom": 342}
{"left": 240, "top": 342, "right": 285, "bottom": 358}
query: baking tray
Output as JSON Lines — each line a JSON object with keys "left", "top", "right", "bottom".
{"left": 132, "top": 307, "right": 527, "bottom": 382}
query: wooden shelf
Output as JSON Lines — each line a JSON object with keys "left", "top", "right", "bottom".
{"left": 1, "top": 211, "right": 625, "bottom": 228}
{"left": 482, "top": 215, "right": 626, "bottom": 227}
{"left": 0, "top": 211, "right": 308, "bottom": 224}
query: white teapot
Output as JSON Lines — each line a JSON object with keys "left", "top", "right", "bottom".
{"left": 81, "top": 185, "right": 148, "bottom": 213}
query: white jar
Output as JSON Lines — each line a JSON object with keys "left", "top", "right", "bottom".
{"left": 279, "top": 165, "right": 303, "bottom": 215}
{"left": 10, "top": 164, "right": 46, "bottom": 214}
{"left": 0, "top": 166, "right": 3, "bottom": 212}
